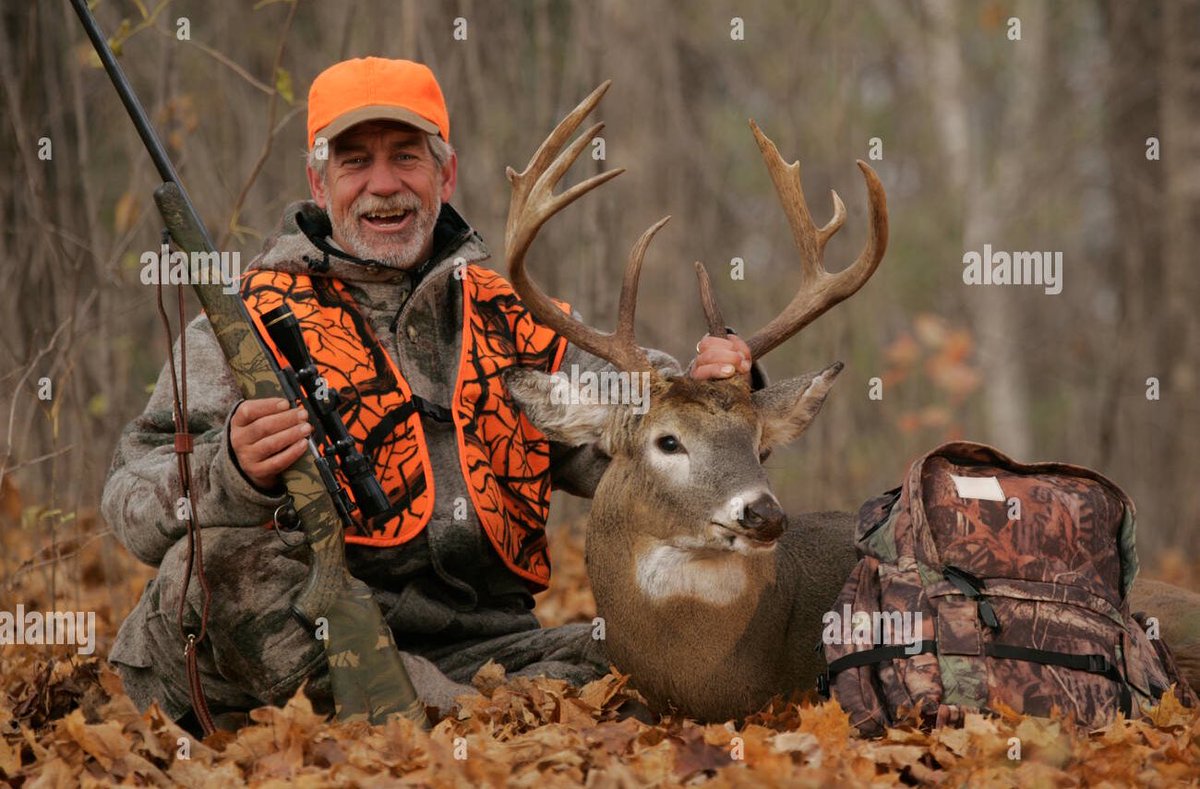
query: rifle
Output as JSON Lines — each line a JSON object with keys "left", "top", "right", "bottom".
{"left": 70, "top": 0, "right": 428, "bottom": 730}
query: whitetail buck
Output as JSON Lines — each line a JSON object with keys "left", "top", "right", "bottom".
{"left": 501, "top": 83, "right": 1200, "bottom": 723}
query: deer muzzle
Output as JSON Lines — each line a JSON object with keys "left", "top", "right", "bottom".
{"left": 737, "top": 494, "right": 786, "bottom": 542}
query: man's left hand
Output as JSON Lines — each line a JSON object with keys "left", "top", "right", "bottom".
{"left": 690, "top": 334, "right": 753, "bottom": 382}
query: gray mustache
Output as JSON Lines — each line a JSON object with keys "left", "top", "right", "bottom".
{"left": 353, "top": 194, "right": 423, "bottom": 218}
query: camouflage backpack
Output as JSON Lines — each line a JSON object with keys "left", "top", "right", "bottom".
{"left": 820, "top": 441, "right": 1196, "bottom": 736}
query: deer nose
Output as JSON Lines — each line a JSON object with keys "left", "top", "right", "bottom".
{"left": 738, "top": 494, "right": 786, "bottom": 541}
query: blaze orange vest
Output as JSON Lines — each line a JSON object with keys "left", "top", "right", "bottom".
{"left": 240, "top": 265, "right": 569, "bottom": 590}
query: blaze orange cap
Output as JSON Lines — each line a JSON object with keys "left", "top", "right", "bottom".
{"left": 306, "top": 57, "right": 449, "bottom": 149}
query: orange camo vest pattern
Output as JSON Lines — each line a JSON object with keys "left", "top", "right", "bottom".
{"left": 241, "top": 265, "right": 569, "bottom": 589}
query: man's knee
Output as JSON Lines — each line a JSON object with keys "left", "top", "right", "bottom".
{"left": 191, "top": 528, "right": 324, "bottom": 705}
{"left": 156, "top": 526, "right": 309, "bottom": 617}
{"left": 114, "top": 526, "right": 324, "bottom": 715}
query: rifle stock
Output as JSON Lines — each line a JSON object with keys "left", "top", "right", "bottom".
{"left": 71, "top": 0, "right": 427, "bottom": 728}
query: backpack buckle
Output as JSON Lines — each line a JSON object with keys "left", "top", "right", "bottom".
{"left": 1087, "top": 654, "right": 1111, "bottom": 674}
{"left": 944, "top": 564, "right": 1002, "bottom": 631}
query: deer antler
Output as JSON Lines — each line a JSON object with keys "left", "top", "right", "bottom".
{"left": 505, "top": 81, "right": 668, "bottom": 373}
{"left": 695, "top": 121, "right": 888, "bottom": 361}
{"left": 693, "top": 261, "right": 727, "bottom": 338}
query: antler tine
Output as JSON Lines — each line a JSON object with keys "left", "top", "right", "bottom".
{"left": 505, "top": 82, "right": 664, "bottom": 373}
{"left": 505, "top": 81, "right": 622, "bottom": 260}
{"left": 748, "top": 121, "right": 850, "bottom": 282}
{"left": 692, "top": 261, "right": 727, "bottom": 339}
{"left": 612, "top": 216, "right": 671, "bottom": 361}
{"left": 743, "top": 120, "right": 889, "bottom": 361}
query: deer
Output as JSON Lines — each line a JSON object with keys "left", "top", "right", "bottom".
{"left": 499, "top": 82, "right": 1200, "bottom": 724}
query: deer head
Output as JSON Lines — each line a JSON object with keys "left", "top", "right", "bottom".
{"left": 502, "top": 82, "right": 887, "bottom": 571}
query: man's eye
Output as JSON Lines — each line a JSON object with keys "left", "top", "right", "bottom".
{"left": 655, "top": 435, "right": 683, "bottom": 454}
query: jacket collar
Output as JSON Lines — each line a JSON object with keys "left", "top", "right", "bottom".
{"left": 251, "top": 200, "right": 490, "bottom": 286}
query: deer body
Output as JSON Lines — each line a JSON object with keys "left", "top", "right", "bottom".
{"left": 509, "top": 368, "right": 865, "bottom": 722}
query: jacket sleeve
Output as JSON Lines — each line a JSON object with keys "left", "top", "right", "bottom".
{"left": 101, "top": 314, "right": 289, "bottom": 566}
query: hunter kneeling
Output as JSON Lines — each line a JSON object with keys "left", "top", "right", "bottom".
{"left": 102, "top": 58, "right": 759, "bottom": 733}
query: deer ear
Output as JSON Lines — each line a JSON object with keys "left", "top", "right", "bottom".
{"left": 751, "top": 362, "right": 843, "bottom": 450}
{"left": 502, "top": 367, "right": 620, "bottom": 448}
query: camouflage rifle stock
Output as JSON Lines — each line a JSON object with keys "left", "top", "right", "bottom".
{"left": 71, "top": 0, "right": 427, "bottom": 729}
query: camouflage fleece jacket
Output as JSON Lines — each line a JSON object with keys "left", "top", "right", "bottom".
{"left": 101, "top": 201, "right": 682, "bottom": 651}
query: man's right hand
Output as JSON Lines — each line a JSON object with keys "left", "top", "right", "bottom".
{"left": 230, "top": 398, "right": 312, "bottom": 492}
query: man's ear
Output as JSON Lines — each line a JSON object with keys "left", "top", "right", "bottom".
{"left": 503, "top": 367, "right": 619, "bottom": 449}
{"left": 307, "top": 164, "right": 328, "bottom": 209}
{"left": 751, "top": 361, "right": 843, "bottom": 451}
{"left": 439, "top": 149, "right": 458, "bottom": 203}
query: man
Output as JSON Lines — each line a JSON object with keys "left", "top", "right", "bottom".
{"left": 103, "top": 57, "right": 758, "bottom": 730}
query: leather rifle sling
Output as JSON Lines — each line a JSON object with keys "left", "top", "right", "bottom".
{"left": 155, "top": 256, "right": 216, "bottom": 736}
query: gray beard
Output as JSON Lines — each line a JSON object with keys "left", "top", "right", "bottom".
{"left": 333, "top": 196, "right": 441, "bottom": 271}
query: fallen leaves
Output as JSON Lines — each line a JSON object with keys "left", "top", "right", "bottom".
{"left": 3, "top": 527, "right": 1200, "bottom": 785}
{"left": 1, "top": 653, "right": 1198, "bottom": 787}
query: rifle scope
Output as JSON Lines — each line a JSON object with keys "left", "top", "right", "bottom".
{"left": 262, "top": 304, "right": 391, "bottom": 520}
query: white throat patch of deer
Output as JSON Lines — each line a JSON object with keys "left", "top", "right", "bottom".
{"left": 633, "top": 523, "right": 779, "bottom": 606}
{"left": 501, "top": 81, "right": 889, "bottom": 723}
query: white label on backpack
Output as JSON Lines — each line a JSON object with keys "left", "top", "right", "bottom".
{"left": 950, "top": 474, "right": 1005, "bottom": 502}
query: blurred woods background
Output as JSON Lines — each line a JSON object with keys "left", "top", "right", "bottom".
{"left": 1, "top": 0, "right": 1198, "bottom": 625}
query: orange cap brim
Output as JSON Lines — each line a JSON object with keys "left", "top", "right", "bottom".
{"left": 312, "top": 105, "right": 441, "bottom": 148}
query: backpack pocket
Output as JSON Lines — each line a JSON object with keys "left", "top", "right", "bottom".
{"left": 822, "top": 557, "right": 892, "bottom": 737}
{"left": 953, "top": 588, "right": 1133, "bottom": 727}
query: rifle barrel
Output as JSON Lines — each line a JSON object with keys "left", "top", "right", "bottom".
{"left": 68, "top": 0, "right": 215, "bottom": 251}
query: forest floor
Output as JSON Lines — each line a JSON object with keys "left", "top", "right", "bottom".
{"left": 1, "top": 497, "right": 1198, "bottom": 787}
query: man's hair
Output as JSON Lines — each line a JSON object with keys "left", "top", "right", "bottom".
{"left": 306, "top": 131, "right": 453, "bottom": 182}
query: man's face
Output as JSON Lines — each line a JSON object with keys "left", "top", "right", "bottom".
{"left": 307, "top": 120, "right": 457, "bottom": 269}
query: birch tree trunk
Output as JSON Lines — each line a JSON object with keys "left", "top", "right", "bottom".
{"left": 920, "top": 0, "right": 1046, "bottom": 459}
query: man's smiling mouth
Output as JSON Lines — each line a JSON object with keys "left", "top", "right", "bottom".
{"left": 360, "top": 209, "right": 414, "bottom": 231}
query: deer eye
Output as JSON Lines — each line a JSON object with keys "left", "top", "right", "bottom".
{"left": 655, "top": 434, "right": 683, "bottom": 454}
{"left": 758, "top": 446, "right": 773, "bottom": 463}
